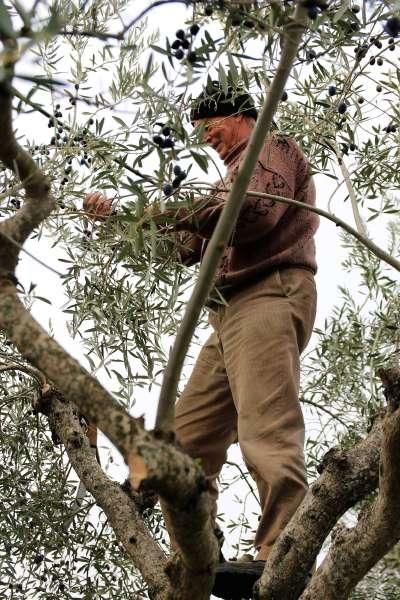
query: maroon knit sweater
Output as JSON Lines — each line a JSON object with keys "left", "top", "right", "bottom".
{"left": 174, "top": 132, "right": 319, "bottom": 294}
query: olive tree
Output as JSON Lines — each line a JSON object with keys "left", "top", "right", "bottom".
{"left": 1, "top": 0, "right": 400, "bottom": 598}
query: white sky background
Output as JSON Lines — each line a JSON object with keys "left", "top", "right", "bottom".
{"left": 11, "top": 0, "right": 400, "bottom": 571}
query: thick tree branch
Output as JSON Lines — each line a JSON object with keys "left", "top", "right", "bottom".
{"left": 299, "top": 368, "right": 400, "bottom": 600}
{"left": 255, "top": 417, "right": 383, "bottom": 599}
{"left": 0, "top": 282, "right": 217, "bottom": 597}
{"left": 0, "top": 30, "right": 218, "bottom": 593}
{"left": 41, "top": 386, "right": 171, "bottom": 600}
{"left": 0, "top": 40, "right": 54, "bottom": 276}
{"left": 0, "top": 290, "right": 200, "bottom": 496}
{"left": 155, "top": 1, "right": 310, "bottom": 432}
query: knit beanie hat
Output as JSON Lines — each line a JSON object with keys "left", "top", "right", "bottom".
{"left": 190, "top": 80, "right": 258, "bottom": 122}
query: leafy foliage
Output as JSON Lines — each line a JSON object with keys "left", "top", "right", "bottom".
{"left": 1, "top": 0, "right": 400, "bottom": 597}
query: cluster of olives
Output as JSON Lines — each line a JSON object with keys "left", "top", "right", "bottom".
{"left": 384, "top": 16, "right": 400, "bottom": 38}
{"left": 171, "top": 26, "right": 199, "bottom": 64}
{"left": 46, "top": 100, "right": 95, "bottom": 187}
{"left": 227, "top": 7, "right": 265, "bottom": 31}
{"left": 48, "top": 99, "right": 94, "bottom": 150}
{"left": 326, "top": 27, "right": 397, "bottom": 117}
{"left": 68, "top": 82, "right": 80, "bottom": 106}
{"left": 153, "top": 124, "right": 175, "bottom": 150}
{"left": 163, "top": 164, "right": 187, "bottom": 196}
{"left": 31, "top": 144, "right": 50, "bottom": 156}
{"left": 328, "top": 86, "right": 363, "bottom": 115}
{"left": 384, "top": 123, "right": 397, "bottom": 134}
{"left": 300, "top": 0, "right": 329, "bottom": 20}
{"left": 10, "top": 198, "right": 21, "bottom": 209}
{"left": 60, "top": 149, "right": 92, "bottom": 188}
{"left": 341, "top": 143, "right": 357, "bottom": 155}
{"left": 354, "top": 32, "right": 397, "bottom": 67}
{"left": 353, "top": 38, "right": 391, "bottom": 64}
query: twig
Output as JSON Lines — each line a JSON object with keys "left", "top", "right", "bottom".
{"left": 59, "top": 28, "right": 124, "bottom": 41}
{"left": 155, "top": 1, "right": 309, "bottom": 432}
{"left": 121, "top": 0, "right": 193, "bottom": 34}
{"left": 243, "top": 189, "right": 400, "bottom": 272}
{"left": 60, "top": 0, "right": 194, "bottom": 41}
{"left": 334, "top": 142, "right": 368, "bottom": 238}
{"left": 301, "top": 398, "right": 349, "bottom": 429}
{"left": 0, "top": 361, "right": 46, "bottom": 388}
{"left": 225, "top": 460, "right": 260, "bottom": 506}
{"left": 0, "top": 228, "right": 63, "bottom": 277}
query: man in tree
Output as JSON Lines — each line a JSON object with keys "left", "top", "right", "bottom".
{"left": 84, "top": 82, "right": 319, "bottom": 598}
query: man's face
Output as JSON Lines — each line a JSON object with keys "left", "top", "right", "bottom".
{"left": 194, "top": 115, "right": 241, "bottom": 160}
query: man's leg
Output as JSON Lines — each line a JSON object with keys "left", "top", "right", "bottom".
{"left": 222, "top": 268, "right": 317, "bottom": 561}
{"left": 164, "top": 316, "right": 237, "bottom": 553}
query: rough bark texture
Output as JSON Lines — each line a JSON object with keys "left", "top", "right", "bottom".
{"left": 0, "top": 37, "right": 218, "bottom": 599}
{"left": 255, "top": 419, "right": 383, "bottom": 599}
{"left": 0, "top": 45, "right": 55, "bottom": 277}
{"left": 0, "top": 283, "right": 218, "bottom": 598}
{"left": 2, "top": 10, "right": 400, "bottom": 600}
{"left": 299, "top": 368, "right": 400, "bottom": 600}
{"left": 42, "top": 387, "right": 171, "bottom": 600}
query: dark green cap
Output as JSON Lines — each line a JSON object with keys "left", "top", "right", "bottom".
{"left": 190, "top": 80, "right": 258, "bottom": 122}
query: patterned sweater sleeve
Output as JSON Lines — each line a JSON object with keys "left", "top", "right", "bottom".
{"left": 231, "top": 136, "right": 313, "bottom": 244}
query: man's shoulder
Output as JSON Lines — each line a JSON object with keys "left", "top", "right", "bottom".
{"left": 261, "top": 131, "right": 306, "bottom": 165}
{"left": 264, "top": 130, "right": 298, "bottom": 149}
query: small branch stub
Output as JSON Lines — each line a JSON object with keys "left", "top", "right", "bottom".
{"left": 128, "top": 453, "right": 149, "bottom": 490}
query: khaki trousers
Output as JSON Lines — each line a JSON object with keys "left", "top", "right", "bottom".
{"left": 174, "top": 267, "right": 317, "bottom": 560}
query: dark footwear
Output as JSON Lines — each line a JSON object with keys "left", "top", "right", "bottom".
{"left": 212, "top": 560, "right": 265, "bottom": 599}
{"left": 214, "top": 525, "right": 226, "bottom": 563}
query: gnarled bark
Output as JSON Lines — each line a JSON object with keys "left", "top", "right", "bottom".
{"left": 299, "top": 367, "right": 400, "bottom": 599}
{"left": 0, "top": 32, "right": 217, "bottom": 599}
{"left": 255, "top": 419, "right": 382, "bottom": 599}
{"left": 42, "top": 386, "right": 171, "bottom": 600}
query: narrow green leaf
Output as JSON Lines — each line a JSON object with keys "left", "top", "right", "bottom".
{"left": 0, "top": 1, "right": 15, "bottom": 39}
{"left": 190, "top": 151, "right": 209, "bottom": 173}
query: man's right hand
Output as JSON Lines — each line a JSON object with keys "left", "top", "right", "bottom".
{"left": 83, "top": 191, "right": 114, "bottom": 220}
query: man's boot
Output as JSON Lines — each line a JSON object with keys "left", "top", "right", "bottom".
{"left": 214, "top": 524, "right": 226, "bottom": 563}
{"left": 212, "top": 557, "right": 315, "bottom": 599}
{"left": 212, "top": 559, "right": 265, "bottom": 600}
